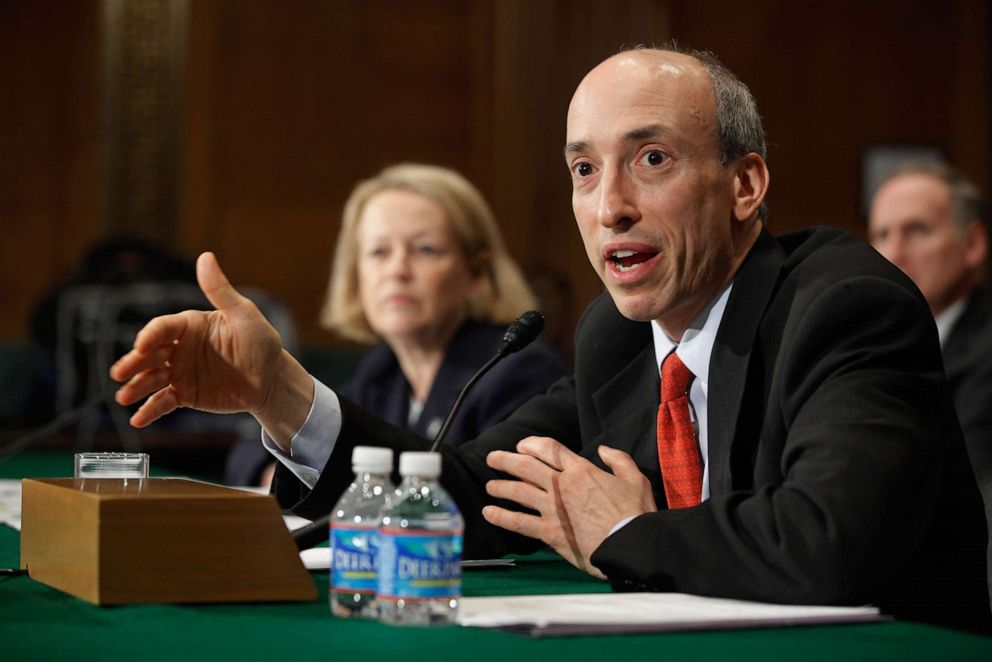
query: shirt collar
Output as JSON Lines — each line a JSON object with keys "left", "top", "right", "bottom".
{"left": 652, "top": 283, "right": 734, "bottom": 386}
{"left": 934, "top": 295, "right": 968, "bottom": 348}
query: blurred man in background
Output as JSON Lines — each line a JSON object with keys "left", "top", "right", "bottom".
{"left": 869, "top": 163, "right": 992, "bottom": 510}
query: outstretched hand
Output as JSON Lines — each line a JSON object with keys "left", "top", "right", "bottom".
{"left": 482, "top": 438, "right": 657, "bottom": 578}
{"left": 109, "top": 252, "right": 312, "bottom": 447}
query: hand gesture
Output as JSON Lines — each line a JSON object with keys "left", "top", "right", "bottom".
{"left": 109, "top": 252, "right": 311, "bottom": 445}
{"left": 483, "top": 437, "right": 657, "bottom": 578}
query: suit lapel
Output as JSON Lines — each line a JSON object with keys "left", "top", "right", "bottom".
{"left": 943, "top": 290, "right": 990, "bottom": 381}
{"left": 591, "top": 342, "right": 662, "bottom": 478}
{"left": 707, "top": 229, "right": 785, "bottom": 496}
{"left": 352, "top": 345, "right": 412, "bottom": 429}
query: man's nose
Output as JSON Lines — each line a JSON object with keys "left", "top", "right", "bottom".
{"left": 879, "top": 236, "right": 908, "bottom": 268}
{"left": 596, "top": 167, "right": 640, "bottom": 229}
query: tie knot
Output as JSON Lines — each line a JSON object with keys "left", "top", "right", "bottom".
{"left": 661, "top": 351, "right": 694, "bottom": 402}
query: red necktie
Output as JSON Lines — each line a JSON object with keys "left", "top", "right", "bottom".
{"left": 657, "top": 351, "right": 702, "bottom": 509}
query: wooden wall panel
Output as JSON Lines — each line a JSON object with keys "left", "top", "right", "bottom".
{"left": 668, "top": 0, "right": 989, "bottom": 235}
{"left": 485, "top": 0, "right": 673, "bottom": 355}
{"left": 181, "top": 0, "right": 491, "bottom": 349}
{"left": 181, "top": 0, "right": 674, "bottom": 354}
{"left": 2, "top": 0, "right": 989, "bottom": 362}
{"left": 0, "top": 1, "right": 102, "bottom": 340}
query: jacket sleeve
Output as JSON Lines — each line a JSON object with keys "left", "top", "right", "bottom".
{"left": 272, "top": 372, "right": 583, "bottom": 559}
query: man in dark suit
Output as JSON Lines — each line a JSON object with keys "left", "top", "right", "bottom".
{"left": 111, "top": 47, "right": 989, "bottom": 630}
{"left": 869, "top": 164, "right": 992, "bottom": 513}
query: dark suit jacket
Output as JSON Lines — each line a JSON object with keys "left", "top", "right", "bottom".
{"left": 275, "top": 227, "right": 989, "bottom": 631}
{"left": 943, "top": 290, "right": 992, "bottom": 504}
{"left": 225, "top": 319, "right": 565, "bottom": 485}
{"left": 343, "top": 319, "right": 567, "bottom": 444}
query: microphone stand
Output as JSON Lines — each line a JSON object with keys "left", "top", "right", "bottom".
{"left": 0, "top": 389, "right": 114, "bottom": 467}
{"left": 292, "top": 311, "right": 545, "bottom": 551}
{"left": 428, "top": 352, "right": 502, "bottom": 453}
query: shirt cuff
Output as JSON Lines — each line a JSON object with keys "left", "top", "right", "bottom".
{"left": 261, "top": 376, "right": 342, "bottom": 489}
{"left": 608, "top": 515, "right": 637, "bottom": 537}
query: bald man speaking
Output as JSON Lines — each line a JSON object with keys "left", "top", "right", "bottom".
{"left": 112, "top": 48, "right": 989, "bottom": 631}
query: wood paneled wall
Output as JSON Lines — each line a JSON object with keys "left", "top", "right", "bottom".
{"left": 182, "top": 0, "right": 504, "bottom": 347}
{"left": 1, "top": 1, "right": 103, "bottom": 340}
{"left": 180, "top": 0, "right": 673, "bottom": 355}
{"left": 669, "top": 0, "right": 990, "bottom": 234}
{"left": 2, "top": 0, "right": 989, "bottom": 360}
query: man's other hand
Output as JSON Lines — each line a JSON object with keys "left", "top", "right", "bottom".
{"left": 482, "top": 437, "right": 657, "bottom": 578}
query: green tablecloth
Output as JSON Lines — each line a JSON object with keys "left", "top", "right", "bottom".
{"left": 2, "top": 452, "right": 991, "bottom": 661}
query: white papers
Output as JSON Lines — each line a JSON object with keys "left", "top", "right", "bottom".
{"left": 300, "top": 546, "right": 331, "bottom": 570}
{"left": 457, "top": 592, "right": 884, "bottom": 637}
{"left": 230, "top": 484, "right": 312, "bottom": 531}
{"left": 233, "top": 486, "right": 325, "bottom": 568}
{"left": 297, "top": 548, "right": 517, "bottom": 572}
{"left": 0, "top": 480, "right": 22, "bottom": 530}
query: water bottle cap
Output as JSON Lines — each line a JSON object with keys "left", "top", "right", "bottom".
{"left": 398, "top": 451, "right": 441, "bottom": 478}
{"left": 351, "top": 446, "right": 393, "bottom": 473}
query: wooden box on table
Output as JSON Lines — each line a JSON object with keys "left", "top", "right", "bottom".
{"left": 20, "top": 478, "right": 316, "bottom": 605}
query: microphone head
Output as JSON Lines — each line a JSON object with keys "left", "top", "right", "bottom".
{"left": 499, "top": 310, "right": 544, "bottom": 355}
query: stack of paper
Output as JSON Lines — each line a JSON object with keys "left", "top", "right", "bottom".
{"left": 457, "top": 592, "right": 884, "bottom": 637}
{"left": 0, "top": 480, "right": 22, "bottom": 530}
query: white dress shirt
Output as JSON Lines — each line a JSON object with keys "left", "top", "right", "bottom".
{"left": 934, "top": 296, "right": 966, "bottom": 349}
{"left": 261, "top": 379, "right": 341, "bottom": 488}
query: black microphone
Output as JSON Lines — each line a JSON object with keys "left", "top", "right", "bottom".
{"left": 429, "top": 310, "right": 543, "bottom": 453}
{"left": 498, "top": 310, "right": 545, "bottom": 356}
{"left": 292, "top": 311, "right": 545, "bottom": 550}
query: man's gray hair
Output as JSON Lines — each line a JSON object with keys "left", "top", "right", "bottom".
{"left": 879, "top": 162, "right": 988, "bottom": 234}
{"left": 688, "top": 50, "right": 767, "bottom": 166}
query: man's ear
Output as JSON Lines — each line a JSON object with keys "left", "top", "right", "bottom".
{"left": 732, "top": 153, "right": 770, "bottom": 222}
{"left": 964, "top": 220, "right": 988, "bottom": 270}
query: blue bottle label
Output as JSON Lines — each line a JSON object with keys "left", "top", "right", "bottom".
{"left": 377, "top": 528, "right": 463, "bottom": 600}
{"left": 330, "top": 524, "right": 379, "bottom": 594}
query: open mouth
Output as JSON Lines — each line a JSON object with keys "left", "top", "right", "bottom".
{"left": 609, "top": 249, "right": 658, "bottom": 272}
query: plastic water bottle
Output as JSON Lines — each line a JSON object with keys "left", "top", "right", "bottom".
{"left": 377, "top": 451, "right": 464, "bottom": 626}
{"left": 329, "top": 446, "right": 394, "bottom": 618}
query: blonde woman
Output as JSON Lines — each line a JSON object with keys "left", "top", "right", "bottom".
{"left": 225, "top": 164, "right": 565, "bottom": 485}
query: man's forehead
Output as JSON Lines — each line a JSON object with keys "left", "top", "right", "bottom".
{"left": 577, "top": 51, "right": 708, "bottom": 96}
{"left": 871, "top": 174, "right": 954, "bottom": 224}
{"left": 887, "top": 173, "right": 951, "bottom": 196}
{"left": 877, "top": 174, "right": 953, "bottom": 210}
{"left": 566, "top": 51, "right": 715, "bottom": 149}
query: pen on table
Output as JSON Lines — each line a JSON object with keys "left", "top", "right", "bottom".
{"left": 0, "top": 567, "right": 28, "bottom": 576}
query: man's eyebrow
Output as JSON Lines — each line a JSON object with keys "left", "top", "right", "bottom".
{"left": 563, "top": 125, "right": 668, "bottom": 158}
{"left": 564, "top": 140, "right": 589, "bottom": 158}
{"left": 624, "top": 124, "right": 666, "bottom": 142}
